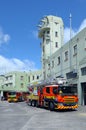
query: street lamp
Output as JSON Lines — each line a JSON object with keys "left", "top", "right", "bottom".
{"left": 69, "top": 13, "right": 72, "bottom": 70}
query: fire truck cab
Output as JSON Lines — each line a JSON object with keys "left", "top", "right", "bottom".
{"left": 38, "top": 84, "right": 78, "bottom": 110}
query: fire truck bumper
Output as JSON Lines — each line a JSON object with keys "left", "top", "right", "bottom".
{"left": 13, "top": 98, "right": 17, "bottom": 102}
{"left": 56, "top": 103, "right": 78, "bottom": 110}
{"left": 8, "top": 98, "right": 17, "bottom": 102}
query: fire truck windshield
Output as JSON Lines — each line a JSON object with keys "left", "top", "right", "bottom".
{"left": 8, "top": 92, "right": 16, "bottom": 95}
{"left": 58, "top": 86, "right": 77, "bottom": 95}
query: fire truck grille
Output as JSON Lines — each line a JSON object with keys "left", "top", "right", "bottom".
{"left": 64, "top": 97, "right": 75, "bottom": 103}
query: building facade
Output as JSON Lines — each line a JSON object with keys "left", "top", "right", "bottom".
{"left": 0, "top": 70, "right": 42, "bottom": 99}
{"left": 38, "top": 15, "right": 86, "bottom": 105}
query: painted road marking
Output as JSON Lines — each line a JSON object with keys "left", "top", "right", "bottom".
{"left": 78, "top": 113, "right": 86, "bottom": 116}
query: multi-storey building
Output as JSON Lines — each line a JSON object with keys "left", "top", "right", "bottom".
{"left": 38, "top": 15, "right": 64, "bottom": 79}
{"left": 0, "top": 70, "right": 42, "bottom": 99}
{"left": 28, "top": 70, "right": 42, "bottom": 85}
{"left": 0, "top": 15, "right": 86, "bottom": 105}
{"left": 38, "top": 15, "right": 86, "bottom": 105}
{"left": 45, "top": 27, "right": 86, "bottom": 105}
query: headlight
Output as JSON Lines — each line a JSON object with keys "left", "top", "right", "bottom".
{"left": 54, "top": 98, "right": 58, "bottom": 103}
{"left": 58, "top": 103, "right": 63, "bottom": 106}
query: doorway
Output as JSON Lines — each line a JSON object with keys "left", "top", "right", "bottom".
{"left": 3, "top": 91, "right": 8, "bottom": 100}
{"left": 81, "top": 83, "right": 86, "bottom": 105}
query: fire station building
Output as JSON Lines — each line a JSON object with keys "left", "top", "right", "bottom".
{"left": 38, "top": 15, "right": 86, "bottom": 105}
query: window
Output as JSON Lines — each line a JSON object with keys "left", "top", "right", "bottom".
{"left": 53, "top": 87, "right": 58, "bottom": 94}
{"left": 20, "top": 76, "right": 24, "bottom": 80}
{"left": 84, "top": 38, "right": 86, "bottom": 50}
{"left": 21, "top": 83, "right": 24, "bottom": 88}
{"left": 28, "top": 76, "right": 30, "bottom": 82}
{"left": 58, "top": 56, "right": 60, "bottom": 65}
{"left": 5, "top": 77, "right": 8, "bottom": 81}
{"left": 43, "top": 72, "right": 46, "bottom": 80}
{"left": 5, "top": 84, "right": 8, "bottom": 87}
{"left": 46, "top": 39, "right": 50, "bottom": 44}
{"left": 37, "top": 75, "right": 39, "bottom": 79}
{"left": 73, "top": 45, "right": 77, "bottom": 56}
{"left": 66, "top": 71, "right": 77, "bottom": 79}
{"left": 81, "top": 67, "right": 86, "bottom": 75}
{"left": 33, "top": 76, "right": 34, "bottom": 80}
{"left": 9, "top": 83, "right": 13, "bottom": 87}
{"left": 64, "top": 51, "right": 68, "bottom": 61}
{"left": 76, "top": 38, "right": 79, "bottom": 42}
{"left": 48, "top": 63, "right": 50, "bottom": 70}
{"left": 46, "top": 87, "right": 50, "bottom": 93}
{"left": 55, "top": 22, "right": 58, "bottom": 25}
{"left": 55, "top": 31, "right": 58, "bottom": 37}
{"left": 47, "top": 30, "right": 50, "bottom": 34}
{"left": 55, "top": 42, "right": 58, "bottom": 48}
{"left": 9, "top": 75, "right": 12, "bottom": 80}
{"left": 52, "top": 60, "right": 54, "bottom": 68}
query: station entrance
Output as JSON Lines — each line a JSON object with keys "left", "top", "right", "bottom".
{"left": 0, "top": 91, "right": 8, "bottom": 100}
{"left": 81, "top": 83, "right": 86, "bottom": 105}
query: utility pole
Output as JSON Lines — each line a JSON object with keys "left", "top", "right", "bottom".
{"left": 69, "top": 13, "right": 72, "bottom": 40}
{"left": 69, "top": 13, "right": 72, "bottom": 70}
{"left": 60, "top": 26, "right": 63, "bottom": 77}
{"left": 50, "top": 39, "right": 52, "bottom": 78}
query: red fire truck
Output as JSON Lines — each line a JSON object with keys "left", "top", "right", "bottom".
{"left": 7, "top": 91, "right": 24, "bottom": 102}
{"left": 26, "top": 79, "right": 78, "bottom": 111}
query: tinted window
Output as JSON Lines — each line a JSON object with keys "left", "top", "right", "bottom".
{"left": 46, "top": 87, "right": 50, "bottom": 93}
{"left": 53, "top": 87, "right": 58, "bottom": 94}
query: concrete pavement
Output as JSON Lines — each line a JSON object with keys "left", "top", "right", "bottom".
{"left": 0, "top": 101, "right": 86, "bottom": 130}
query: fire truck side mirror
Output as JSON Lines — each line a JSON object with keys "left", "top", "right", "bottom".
{"left": 40, "top": 88, "right": 43, "bottom": 94}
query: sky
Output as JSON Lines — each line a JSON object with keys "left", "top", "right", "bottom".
{"left": 0, "top": 0, "right": 86, "bottom": 74}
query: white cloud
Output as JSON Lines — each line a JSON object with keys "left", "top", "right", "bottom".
{"left": 0, "top": 55, "right": 37, "bottom": 74}
{"left": 0, "top": 19, "right": 86, "bottom": 74}
{"left": 64, "top": 19, "right": 86, "bottom": 43}
{"left": 0, "top": 27, "right": 10, "bottom": 46}
{"left": 64, "top": 27, "right": 76, "bottom": 43}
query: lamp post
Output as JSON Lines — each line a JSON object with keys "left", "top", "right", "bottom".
{"left": 69, "top": 13, "right": 72, "bottom": 40}
{"left": 69, "top": 13, "right": 72, "bottom": 70}
{"left": 50, "top": 39, "right": 52, "bottom": 78}
{"left": 60, "top": 26, "right": 63, "bottom": 77}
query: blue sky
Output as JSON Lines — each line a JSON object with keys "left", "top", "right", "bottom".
{"left": 0, "top": 0, "right": 86, "bottom": 74}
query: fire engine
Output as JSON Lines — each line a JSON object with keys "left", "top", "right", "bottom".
{"left": 26, "top": 78, "right": 78, "bottom": 111}
{"left": 7, "top": 91, "right": 24, "bottom": 102}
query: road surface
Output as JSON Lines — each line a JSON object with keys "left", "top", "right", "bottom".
{"left": 0, "top": 101, "right": 86, "bottom": 130}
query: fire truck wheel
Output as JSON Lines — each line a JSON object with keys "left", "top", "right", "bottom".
{"left": 49, "top": 102, "right": 55, "bottom": 111}
{"left": 36, "top": 101, "right": 39, "bottom": 107}
{"left": 28, "top": 100, "right": 32, "bottom": 106}
{"left": 32, "top": 101, "right": 36, "bottom": 107}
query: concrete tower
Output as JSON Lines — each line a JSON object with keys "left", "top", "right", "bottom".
{"left": 38, "top": 15, "right": 64, "bottom": 80}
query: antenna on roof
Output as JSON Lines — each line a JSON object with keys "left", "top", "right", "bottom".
{"left": 69, "top": 13, "right": 72, "bottom": 40}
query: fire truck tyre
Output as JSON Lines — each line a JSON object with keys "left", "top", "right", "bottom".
{"left": 28, "top": 100, "right": 32, "bottom": 106}
{"left": 32, "top": 101, "right": 36, "bottom": 107}
{"left": 49, "top": 102, "right": 55, "bottom": 111}
{"left": 36, "top": 101, "right": 39, "bottom": 107}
